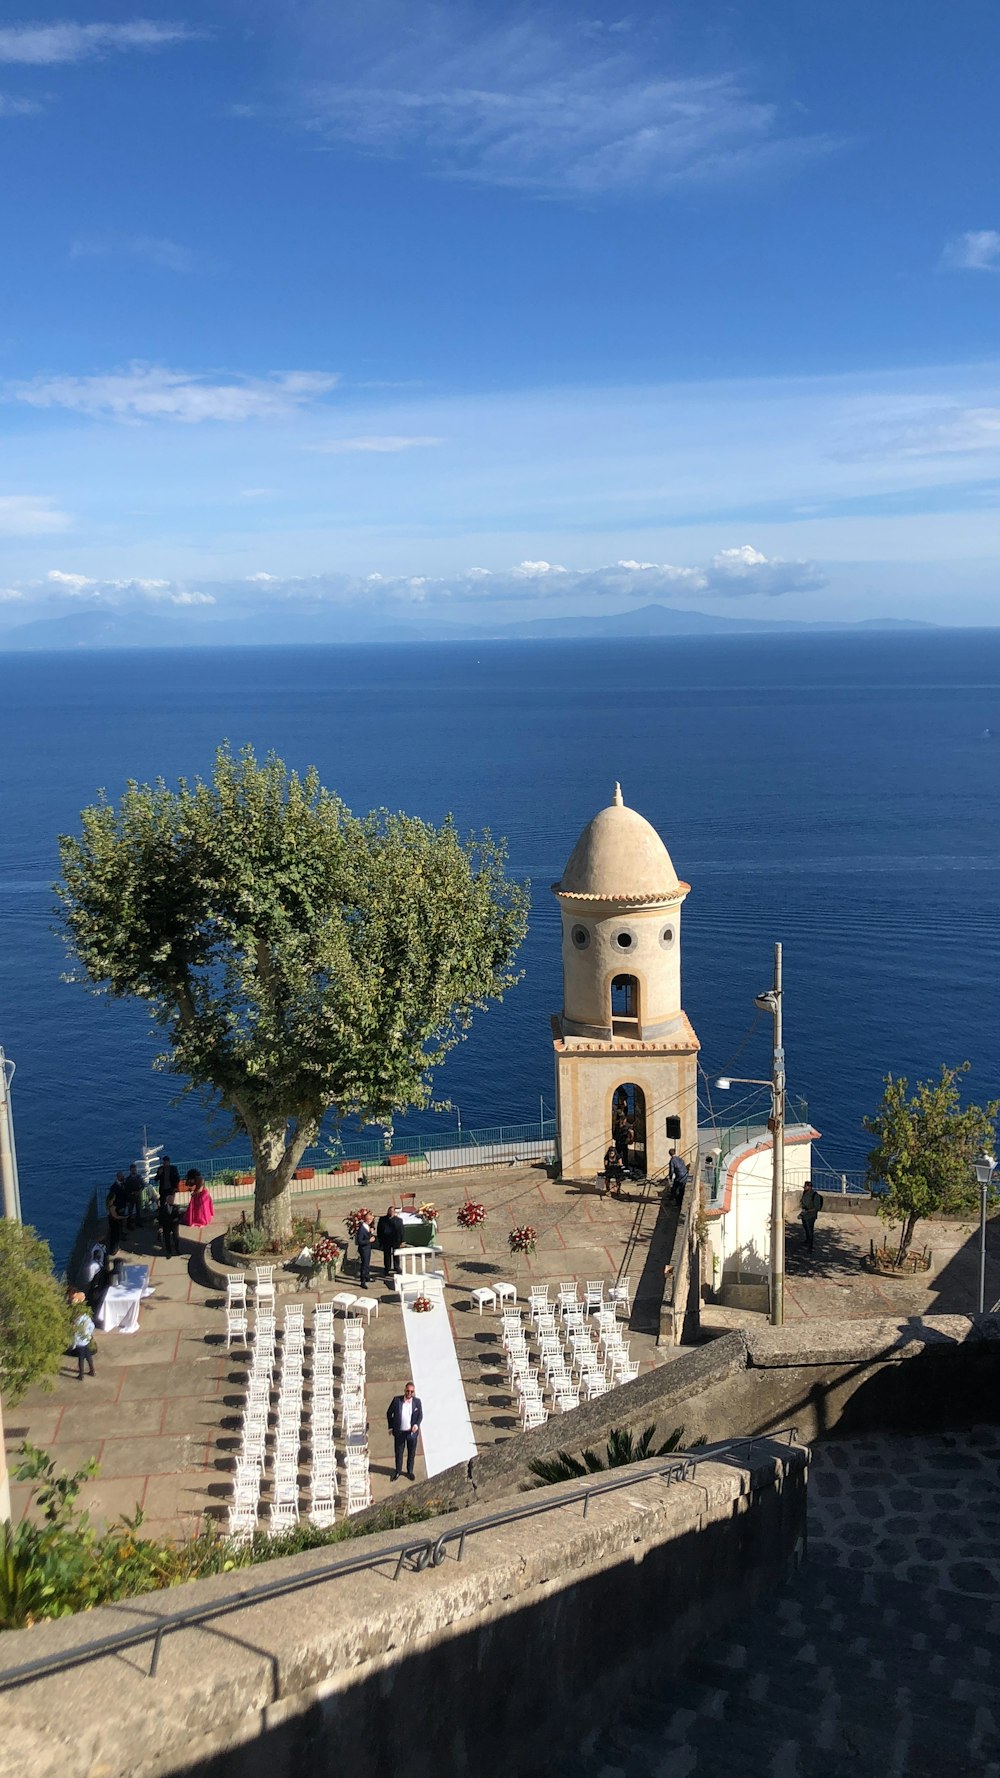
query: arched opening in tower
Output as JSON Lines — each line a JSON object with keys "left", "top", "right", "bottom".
{"left": 611, "top": 972, "right": 640, "bottom": 1037}
{"left": 611, "top": 1083, "right": 647, "bottom": 1175}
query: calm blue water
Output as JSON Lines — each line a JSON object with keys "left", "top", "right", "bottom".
{"left": 2, "top": 632, "right": 999, "bottom": 1265}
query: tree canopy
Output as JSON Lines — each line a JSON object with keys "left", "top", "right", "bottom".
{"left": 864, "top": 1063, "right": 999, "bottom": 1260}
{"left": 57, "top": 744, "right": 529, "bottom": 1237}
{"left": 0, "top": 1221, "right": 72, "bottom": 1403}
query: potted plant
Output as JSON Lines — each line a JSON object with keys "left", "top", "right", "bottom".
{"left": 388, "top": 1153, "right": 409, "bottom": 1168}
{"left": 293, "top": 1166, "right": 316, "bottom": 1181}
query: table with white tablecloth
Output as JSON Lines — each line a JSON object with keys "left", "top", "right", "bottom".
{"left": 96, "top": 1263, "right": 155, "bottom": 1334}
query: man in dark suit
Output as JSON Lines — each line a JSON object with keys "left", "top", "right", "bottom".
{"left": 376, "top": 1205, "right": 404, "bottom": 1278}
{"left": 386, "top": 1381, "right": 423, "bottom": 1481}
{"left": 356, "top": 1212, "right": 373, "bottom": 1288}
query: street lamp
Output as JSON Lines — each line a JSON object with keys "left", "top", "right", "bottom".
{"left": 975, "top": 1152, "right": 996, "bottom": 1316}
{"left": 715, "top": 941, "right": 785, "bottom": 1327}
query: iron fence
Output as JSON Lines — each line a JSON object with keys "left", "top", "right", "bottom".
{"left": 0, "top": 1429, "right": 801, "bottom": 1695}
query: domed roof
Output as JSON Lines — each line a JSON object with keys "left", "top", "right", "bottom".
{"left": 553, "top": 784, "right": 685, "bottom": 904}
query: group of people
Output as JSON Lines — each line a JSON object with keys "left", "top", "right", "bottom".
{"left": 103, "top": 1152, "right": 215, "bottom": 1260}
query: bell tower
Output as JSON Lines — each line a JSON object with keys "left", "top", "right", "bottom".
{"left": 552, "top": 784, "right": 699, "bottom": 1180}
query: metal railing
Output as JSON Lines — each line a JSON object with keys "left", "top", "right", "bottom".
{"left": 0, "top": 1429, "right": 801, "bottom": 1695}
{"left": 176, "top": 1115, "right": 558, "bottom": 1184}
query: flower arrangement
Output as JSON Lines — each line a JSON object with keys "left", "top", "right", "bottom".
{"left": 418, "top": 1202, "right": 438, "bottom": 1222}
{"left": 457, "top": 1201, "right": 487, "bottom": 1228}
{"left": 411, "top": 1294, "right": 434, "bottom": 1313}
{"left": 508, "top": 1224, "right": 537, "bottom": 1256}
{"left": 313, "top": 1234, "right": 340, "bottom": 1266}
{"left": 344, "top": 1207, "right": 373, "bottom": 1239}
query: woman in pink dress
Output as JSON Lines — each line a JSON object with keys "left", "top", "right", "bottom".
{"left": 184, "top": 1170, "right": 215, "bottom": 1228}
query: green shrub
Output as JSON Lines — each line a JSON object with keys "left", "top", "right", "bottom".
{"left": 0, "top": 1223, "right": 73, "bottom": 1403}
{"left": 0, "top": 1446, "right": 432, "bottom": 1631}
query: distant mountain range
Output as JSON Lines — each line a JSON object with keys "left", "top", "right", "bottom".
{"left": 0, "top": 602, "right": 936, "bottom": 653}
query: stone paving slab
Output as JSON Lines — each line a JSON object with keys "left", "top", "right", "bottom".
{"left": 4, "top": 1164, "right": 659, "bottom": 1537}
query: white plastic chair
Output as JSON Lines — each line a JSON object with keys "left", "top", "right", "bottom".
{"left": 583, "top": 1279, "right": 604, "bottom": 1312}
{"left": 521, "top": 1401, "right": 548, "bottom": 1430}
{"left": 557, "top": 1281, "right": 579, "bottom": 1310}
{"left": 227, "top": 1276, "right": 249, "bottom": 1307}
{"left": 228, "top": 1501, "right": 258, "bottom": 1541}
{"left": 607, "top": 1276, "right": 631, "bottom": 1317}
{"left": 226, "top": 1309, "right": 249, "bottom": 1347}
{"left": 310, "top": 1485, "right": 337, "bottom": 1529}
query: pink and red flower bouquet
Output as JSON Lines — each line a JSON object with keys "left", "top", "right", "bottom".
{"left": 344, "top": 1207, "right": 373, "bottom": 1239}
{"left": 457, "top": 1201, "right": 487, "bottom": 1229}
{"left": 508, "top": 1224, "right": 537, "bottom": 1255}
{"left": 411, "top": 1294, "right": 434, "bottom": 1313}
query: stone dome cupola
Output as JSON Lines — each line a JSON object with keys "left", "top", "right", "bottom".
{"left": 554, "top": 783, "right": 687, "bottom": 906}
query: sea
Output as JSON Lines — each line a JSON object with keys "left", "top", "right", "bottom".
{"left": 2, "top": 630, "right": 999, "bottom": 1267}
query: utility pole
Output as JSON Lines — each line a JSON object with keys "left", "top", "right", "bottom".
{"left": 0, "top": 1047, "right": 21, "bottom": 1222}
{"left": 755, "top": 944, "right": 785, "bottom": 1327}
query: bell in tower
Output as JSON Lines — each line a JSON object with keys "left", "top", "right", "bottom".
{"left": 551, "top": 784, "right": 700, "bottom": 1182}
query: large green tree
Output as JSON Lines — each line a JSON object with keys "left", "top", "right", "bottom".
{"left": 864, "top": 1063, "right": 999, "bottom": 1261}
{"left": 57, "top": 744, "right": 529, "bottom": 1240}
{"left": 0, "top": 1221, "right": 72, "bottom": 1403}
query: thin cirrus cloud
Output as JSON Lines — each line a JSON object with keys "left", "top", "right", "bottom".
{"left": 304, "top": 434, "right": 445, "bottom": 453}
{"left": 0, "top": 20, "right": 198, "bottom": 65}
{"left": 297, "top": 9, "right": 836, "bottom": 198}
{"left": 942, "top": 230, "right": 1000, "bottom": 273}
{"left": 11, "top": 363, "right": 339, "bottom": 423}
{"left": 0, "top": 91, "right": 42, "bottom": 115}
{"left": 70, "top": 234, "right": 196, "bottom": 273}
{"left": 0, "top": 493, "right": 71, "bottom": 535}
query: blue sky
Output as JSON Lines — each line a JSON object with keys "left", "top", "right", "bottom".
{"left": 1, "top": 0, "right": 999, "bottom": 632}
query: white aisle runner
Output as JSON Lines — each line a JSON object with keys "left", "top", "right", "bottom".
{"left": 398, "top": 1280, "right": 477, "bottom": 1477}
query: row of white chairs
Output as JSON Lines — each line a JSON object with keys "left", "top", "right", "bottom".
{"left": 228, "top": 1300, "right": 371, "bottom": 1537}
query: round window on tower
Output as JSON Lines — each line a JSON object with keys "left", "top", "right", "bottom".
{"left": 659, "top": 925, "right": 675, "bottom": 949}
{"left": 570, "top": 924, "right": 590, "bottom": 950}
{"left": 613, "top": 928, "right": 637, "bottom": 952}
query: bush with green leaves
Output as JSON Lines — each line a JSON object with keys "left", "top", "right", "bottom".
{"left": 0, "top": 1222, "right": 72, "bottom": 1403}
{"left": 528, "top": 1424, "right": 703, "bottom": 1486}
{"left": 865, "top": 1062, "right": 1000, "bottom": 1261}
{"left": 0, "top": 1444, "right": 431, "bottom": 1632}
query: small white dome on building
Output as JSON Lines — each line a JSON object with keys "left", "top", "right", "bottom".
{"left": 554, "top": 783, "right": 684, "bottom": 904}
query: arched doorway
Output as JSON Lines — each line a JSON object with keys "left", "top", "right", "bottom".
{"left": 611, "top": 973, "right": 640, "bottom": 1037}
{"left": 611, "top": 1083, "right": 647, "bottom": 1175}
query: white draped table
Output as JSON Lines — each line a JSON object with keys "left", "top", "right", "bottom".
{"left": 97, "top": 1263, "right": 154, "bottom": 1334}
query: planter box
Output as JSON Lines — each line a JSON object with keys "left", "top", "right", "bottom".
{"left": 335, "top": 1160, "right": 361, "bottom": 1174}
{"left": 238, "top": 1174, "right": 255, "bottom": 1187}
{"left": 293, "top": 1167, "right": 316, "bottom": 1180}
{"left": 388, "top": 1154, "right": 409, "bottom": 1167}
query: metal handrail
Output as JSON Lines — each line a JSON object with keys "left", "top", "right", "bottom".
{"left": 0, "top": 1429, "right": 801, "bottom": 1694}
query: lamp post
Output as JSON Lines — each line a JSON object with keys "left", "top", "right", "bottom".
{"left": 715, "top": 941, "right": 785, "bottom": 1326}
{"left": 975, "top": 1152, "right": 996, "bottom": 1316}
{"left": 0, "top": 1046, "right": 21, "bottom": 1223}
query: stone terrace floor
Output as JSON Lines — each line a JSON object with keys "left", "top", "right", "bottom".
{"left": 5, "top": 1163, "right": 672, "bottom": 1539}
{"left": 6, "top": 1182, "right": 994, "bottom": 1543}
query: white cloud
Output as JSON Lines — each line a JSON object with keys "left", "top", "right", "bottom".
{"left": 70, "top": 235, "right": 196, "bottom": 273}
{"left": 0, "top": 91, "right": 42, "bottom": 115}
{"left": 942, "top": 230, "right": 1000, "bottom": 273}
{"left": 304, "top": 434, "right": 445, "bottom": 453}
{"left": 12, "top": 362, "right": 339, "bottom": 423}
{"left": 0, "top": 21, "right": 198, "bottom": 65}
{"left": 47, "top": 568, "right": 93, "bottom": 589}
{"left": 0, "top": 494, "right": 70, "bottom": 535}
{"left": 296, "top": 8, "right": 834, "bottom": 198}
{"left": 0, "top": 587, "right": 24, "bottom": 601}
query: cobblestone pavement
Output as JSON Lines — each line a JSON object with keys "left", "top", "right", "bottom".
{"left": 566, "top": 1430, "right": 1000, "bottom": 1778}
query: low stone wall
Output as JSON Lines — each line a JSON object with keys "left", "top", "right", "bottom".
{"left": 381, "top": 1312, "right": 1000, "bottom": 1519}
{"left": 0, "top": 1442, "right": 806, "bottom": 1778}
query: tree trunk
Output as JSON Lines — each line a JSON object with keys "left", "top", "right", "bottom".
{"left": 896, "top": 1211, "right": 919, "bottom": 1265}
{"left": 252, "top": 1124, "right": 315, "bottom": 1244}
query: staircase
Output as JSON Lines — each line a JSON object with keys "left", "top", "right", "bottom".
{"left": 568, "top": 1428, "right": 1000, "bottom": 1778}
